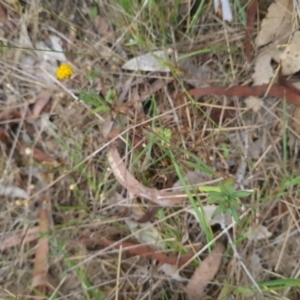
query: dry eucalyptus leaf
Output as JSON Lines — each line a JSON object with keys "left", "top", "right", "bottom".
{"left": 252, "top": 49, "right": 281, "bottom": 85}
{"left": 281, "top": 31, "right": 300, "bottom": 75}
{"left": 32, "top": 91, "right": 52, "bottom": 118}
{"left": 245, "top": 96, "right": 263, "bottom": 112}
{"left": 246, "top": 224, "right": 272, "bottom": 241}
{"left": 186, "top": 242, "right": 225, "bottom": 300}
{"left": 122, "top": 50, "right": 171, "bottom": 72}
{"left": 0, "top": 184, "right": 28, "bottom": 198}
{"left": 186, "top": 205, "right": 232, "bottom": 228}
{"left": 107, "top": 146, "right": 186, "bottom": 206}
{"left": 32, "top": 207, "right": 49, "bottom": 290}
{"left": 255, "top": 0, "right": 293, "bottom": 48}
{"left": 0, "top": 227, "right": 39, "bottom": 251}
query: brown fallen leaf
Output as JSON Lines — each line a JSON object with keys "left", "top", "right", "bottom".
{"left": 187, "top": 83, "right": 300, "bottom": 107}
{"left": 18, "top": 142, "right": 59, "bottom": 166}
{"left": 107, "top": 146, "right": 159, "bottom": 199}
{"left": 107, "top": 146, "right": 186, "bottom": 206}
{"left": 186, "top": 242, "right": 225, "bottom": 300}
{"left": 83, "top": 238, "right": 201, "bottom": 267}
{"left": 32, "top": 203, "right": 49, "bottom": 293}
{"left": 32, "top": 91, "right": 52, "bottom": 118}
{"left": 0, "top": 227, "right": 39, "bottom": 251}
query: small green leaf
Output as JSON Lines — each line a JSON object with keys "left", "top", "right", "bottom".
{"left": 78, "top": 89, "right": 111, "bottom": 113}
{"left": 221, "top": 143, "right": 230, "bottom": 158}
{"left": 220, "top": 179, "right": 235, "bottom": 194}
{"left": 91, "top": 106, "right": 109, "bottom": 114}
{"left": 207, "top": 193, "right": 223, "bottom": 203}
{"left": 211, "top": 205, "right": 224, "bottom": 219}
{"left": 233, "top": 190, "right": 252, "bottom": 198}
{"left": 88, "top": 69, "right": 101, "bottom": 80}
{"left": 200, "top": 186, "right": 221, "bottom": 193}
{"left": 90, "top": 6, "right": 98, "bottom": 19}
{"left": 105, "top": 89, "right": 116, "bottom": 103}
{"left": 230, "top": 208, "right": 240, "bottom": 224}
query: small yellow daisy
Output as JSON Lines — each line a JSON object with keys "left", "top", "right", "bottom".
{"left": 56, "top": 63, "right": 73, "bottom": 80}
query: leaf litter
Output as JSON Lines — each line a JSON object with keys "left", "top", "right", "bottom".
{"left": 3, "top": 1, "right": 300, "bottom": 299}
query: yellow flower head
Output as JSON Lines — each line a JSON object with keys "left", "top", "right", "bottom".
{"left": 56, "top": 63, "right": 73, "bottom": 80}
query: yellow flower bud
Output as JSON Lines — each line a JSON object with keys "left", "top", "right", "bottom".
{"left": 56, "top": 63, "right": 73, "bottom": 80}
